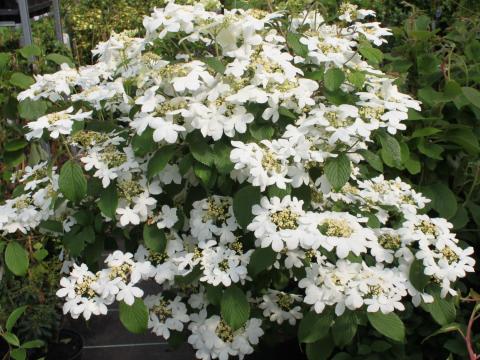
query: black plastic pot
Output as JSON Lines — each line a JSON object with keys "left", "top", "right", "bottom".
{"left": 0, "top": 337, "right": 8, "bottom": 359}
{"left": 45, "top": 329, "right": 83, "bottom": 360}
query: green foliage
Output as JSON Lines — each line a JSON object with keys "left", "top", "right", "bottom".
{"left": 119, "top": 298, "right": 149, "bottom": 334}
{"left": 221, "top": 286, "right": 250, "bottom": 330}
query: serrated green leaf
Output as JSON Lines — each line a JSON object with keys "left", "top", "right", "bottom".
{"left": 45, "top": 53, "right": 74, "bottom": 67}
{"left": 324, "top": 154, "right": 351, "bottom": 190}
{"left": 377, "top": 132, "right": 402, "bottom": 168}
{"left": 213, "top": 142, "right": 234, "bottom": 174}
{"left": 187, "top": 131, "right": 214, "bottom": 166}
{"left": 6, "top": 306, "right": 27, "bottom": 332}
{"left": 22, "top": 340, "right": 45, "bottom": 349}
{"left": 59, "top": 160, "right": 87, "bottom": 203}
{"left": 298, "top": 309, "right": 334, "bottom": 343}
{"left": 409, "top": 259, "right": 430, "bottom": 292}
{"left": 286, "top": 32, "right": 308, "bottom": 57}
{"left": 10, "top": 348, "right": 26, "bottom": 360}
{"left": 3, "top": 332, "right": 20, "bottom": 346}
{"left": 332, "top": 311, "right": 358, "bottom": 347}
{"left": 233, "top": 185, "right": 261, "bottom": 228}
{"left": 221, "top": 286, "right": 250, "bottom": 330}
{"left": 367, "top": 312, "right": 405, "bottom": 342}
{"left": 143, "top": 224, "right": 167, "bottom": 253}
{"left": 358, "top": 42, "right": 383, "bottom": 65}
{"left": 422, "top": 292, "right": 456, "bottom": 326}
{"left": 98, "top": 184, "right": 118, "bottom": 219}
{"left": 147, "top": 145, "right": 176, "bottom": 179}
{"left": 9, "top": 72, "right": 34, "bottom": 89}
{"left": 306, "top": 334, "right": 334, "bottom": 360}
{"left": 324, "top": 68, "right": 345, "bottom": 92}
{"left": 203, "top": 57, "right": 225, "bottom": 74}
{"left": 462, "top": 87, "right": 480, "bottom": 109}
{"left": 5, "top": 242, "right": 29, "bottom": 276}
{"left": 4, "top": 139, "right": 28, "bottom": 152}
{"left": 247, "top": 247, "right": 277, "bottom": 276}
{"left": 18, "top": 44, "right": 41, "bottom": 58}
{"left": 119, "top": 298, "right": 148, "bottom": 334}
{"left": 358, "top": 149, "right": 383, "bottom": 172}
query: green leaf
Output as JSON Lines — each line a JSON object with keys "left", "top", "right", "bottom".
{"left": 306, "top": 334, "right": 334, "bottom": 360}
{"left": 249, "top": 123, "right": 275, "bottom": 141}
{"left": 347, "top": 70, "right": 366, "bottom": 88}
{"left": 5, "top": 242, "right": 29, "bottom": 276}
{"left": 298, "top": 310, "right": 334, "bottom": 343}
{"left": 462, "top": 87, "right": 480, "bottom": 109}
{"left": 332, "top": 311, "right": 358, "bottom": 347}
{"left": 367, "top": 312, "right": 405, "bottom": 342}
{"left": 45, "top": 53, "right": 74, "bottom": 67}
{"left": 98, "top": 184, "right": 118, "bottom": 219}
{"left": 358, "top": 150, "right": 383, "bottom": 172}
{"left": 358, "top": 41, "right": 383, "bottom": 65}
{"left": 324, "top": 68, "right": 345, "bottom": 92}
{"left": 422, "top": 323, "right": 462, "bottom": 344}
{"left": 147, "top": 145, "right": 176, "bottom": 179}
{"left": 305, "top": 70, "right": 324, "bottom": 81}
{"left": 0, "top": 52, "right": 10, "bottom": 70}
{"left": 10, "top": 348, "right": 26, "bottom": 360}
{"left": 6, "top": 306, "right": 27, "bottom": 332}
{"left": 22, "top": 340, "right": 45, "bottom": 349}
{"left": 18, "top": 44, "right": 41, "bottom": 58}
{"left": 409, "top": 259, "right": 430, "bottom": 292}
{"left": 194, "top": 162, "right": 216, "bottom": 188}
{"left": 286, "top": 32, "right": 308, "bottom": 58}
{"left": 2, "top": 332, "right": 20, "bottom": 346}
{"left": 213, "top": 142, "right": 234, "bottom": 174}
{"left": 429, "top": 182, "right": 457, "bottom": 219}
{"left": 422, "top": 292, "right": 456, "bottom": 326}
{"left": 132, "top": 128, "right": 155, "bottom": 157}
{"left": 39, "top": 220, "right": 64, "bottom": 234}
{"left": 119, "top": 298, "right": 148, "bottom": 334}
{"left": 4, "top": 139, "right": 28, "bottom": 152}
{"left": 221, "top": 286, "right": 250, "bottom": 330}
{"left": 446, "top": 129, "right": 480, "bottom": 155}
{"left": 411, "top": 127, "right": 441, "bottom": 139}
{"left": 467, "top": 202, "right": 480, "bottom": 226}
{"left": 187, "top": 131, "right": 214, "bottom": 166}
{"left": 233, "top": 185, "right": 261, "bottom": 228}
{"left": 205, "top": 285, "right": 222, "bottom": 306}
{"left": 143, "top": 224, "right": 167, "bottom": 253}
{"left": 418, "top": 138, "right": 443, "bottom": 160}
{"left": 404, "top": 153, "right": 421, "bottom": 175}
{"left": 377, "top": 132, "right": 402, "bottom": 168}
{"left": 247, "top": 247, "right": 277, "bottom": 276}
{"left": 10, "top": 72, "right": 35, "bottom": 89}
{"left": 203, "top": 57, "right": 225, "bottom": 74}
{"left": 324, "top": 154, "right": 351, "bottom": 190}
{"left": 63, "top": 230, "right": 86, "bottom": 257}
{"left": 59, "top": 160, "right": 87, "bottom": 203}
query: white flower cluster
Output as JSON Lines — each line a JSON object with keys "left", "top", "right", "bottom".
{"left": 1, "top": 1, "right": 474, "bottom": 359}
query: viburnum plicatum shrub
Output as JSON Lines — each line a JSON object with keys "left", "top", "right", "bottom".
{"left": 1, "top": 1, "right": 476, "bottom": 359}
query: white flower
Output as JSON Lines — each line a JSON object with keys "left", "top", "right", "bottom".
{"left": 200, "top": 244, "right": 251, "bottom": 287}
{"left": 188, "top": 311, "right": 264, "bottom": 360}
{"left": 116, "top": 206, "right": 141, "bottom": 226}
{"left": 309, "top": 211, "right": 376, "bottom": 258}
{"left": 145, "top": 295, "right": 190, "bottom": 339}
{"left": 259, "top": 290, "right": 303, "bottom": 325}
{"left": 26, "top": 107, "right": 92, "bottom": 140}
{"left": 248, "top": 196, "right": 313, "bottom": 252}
